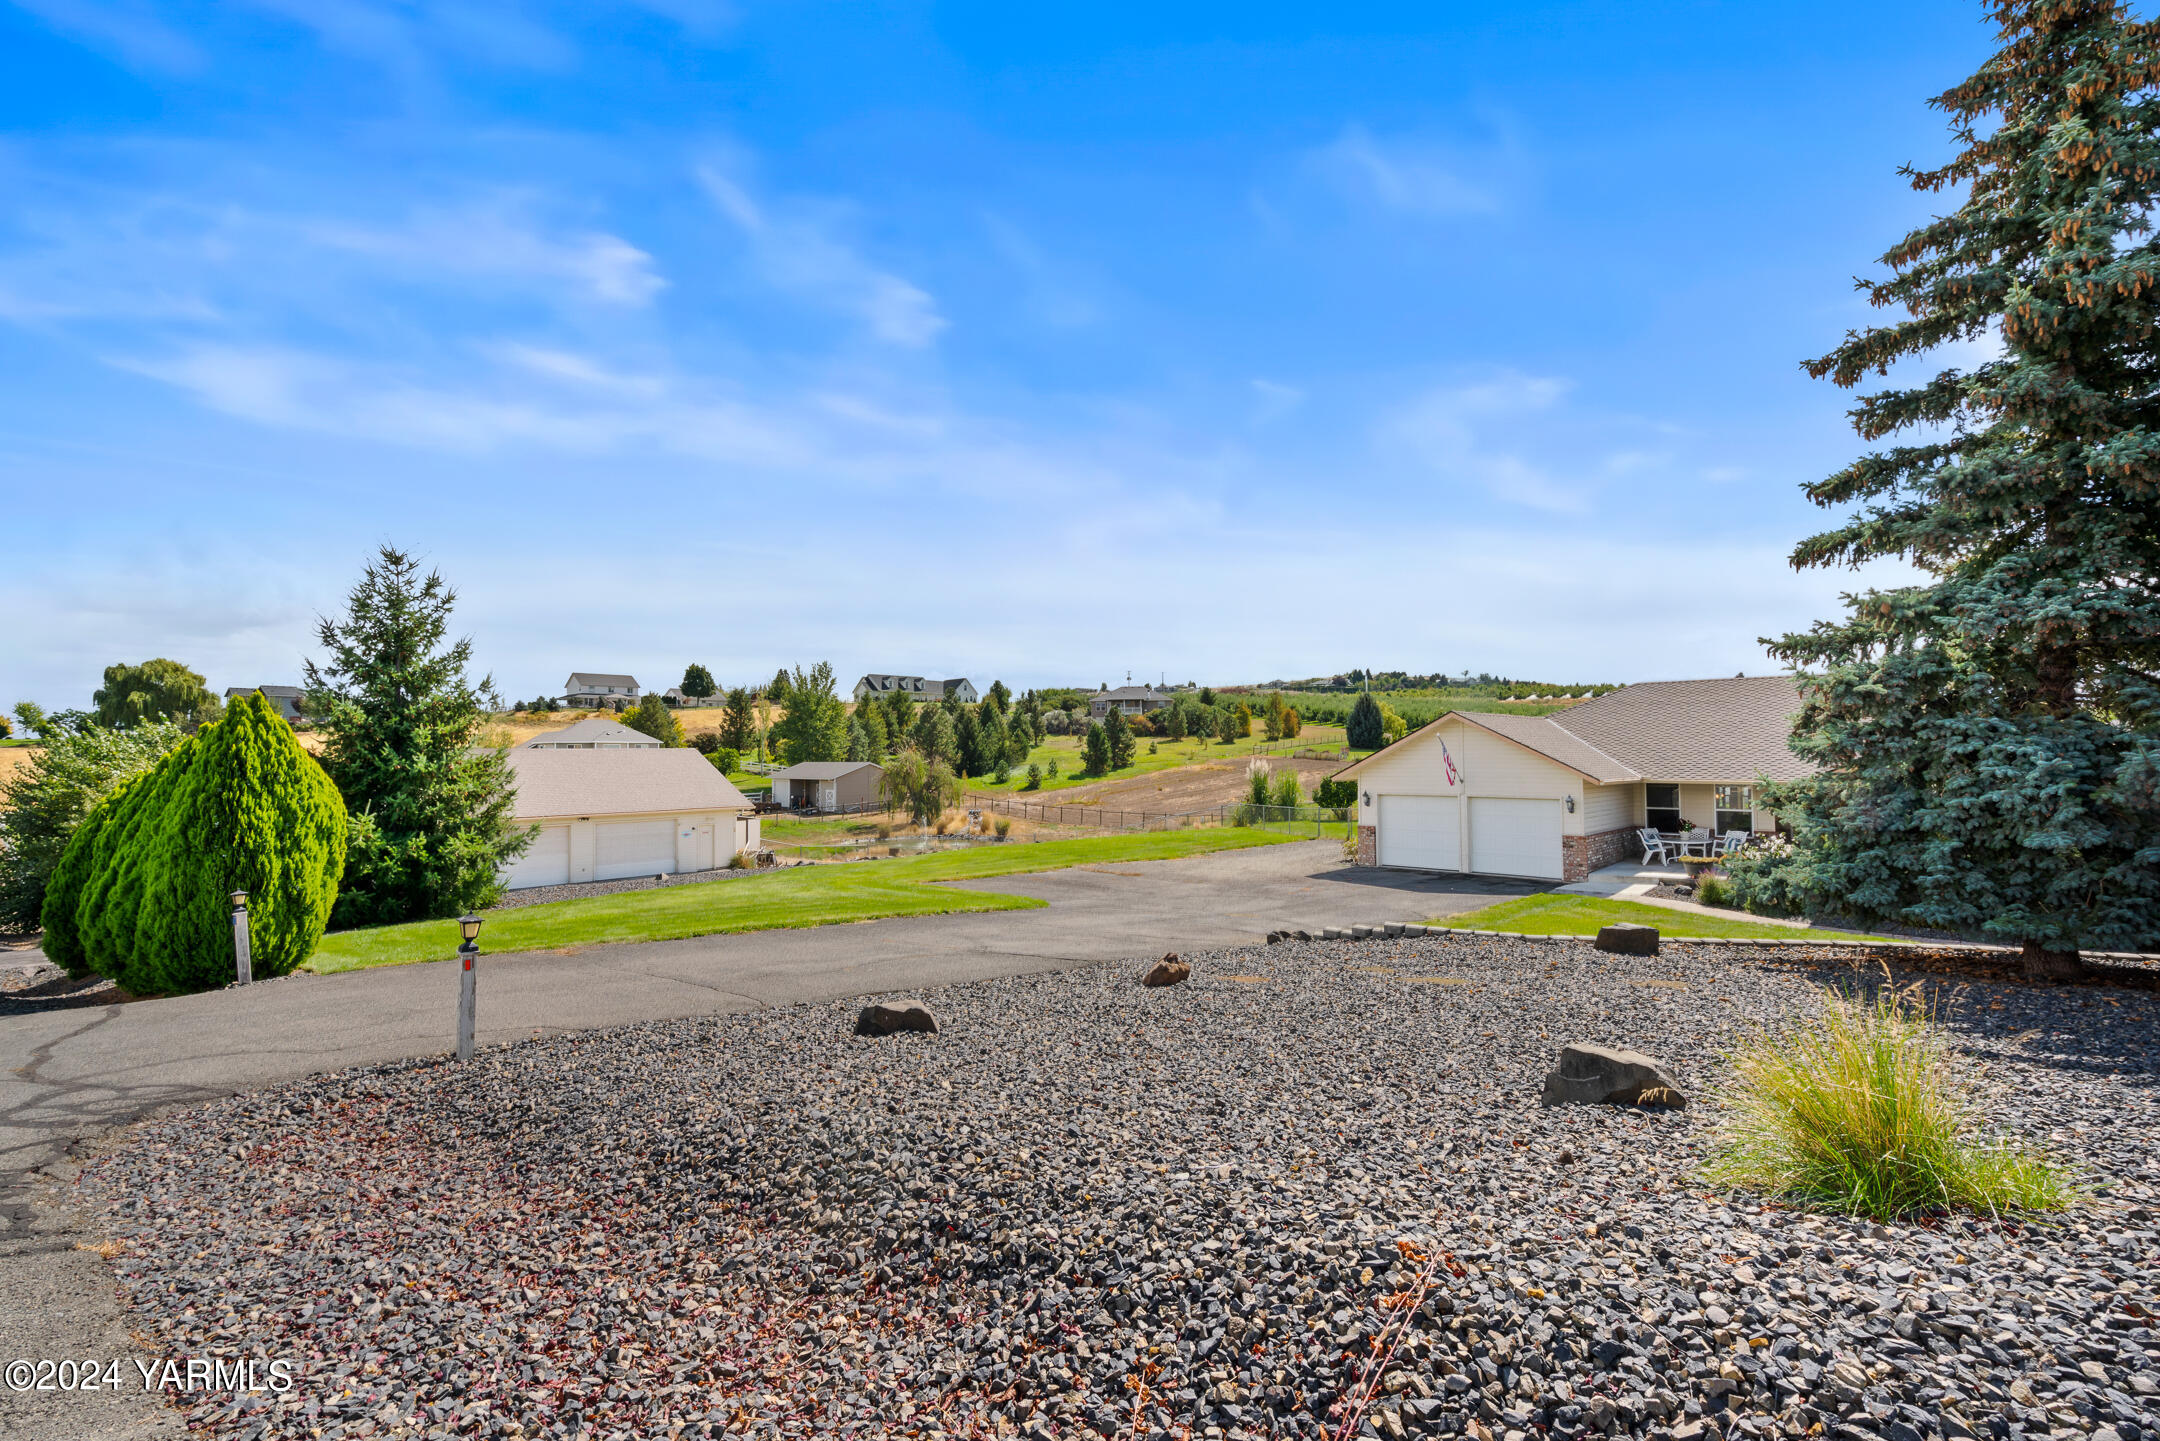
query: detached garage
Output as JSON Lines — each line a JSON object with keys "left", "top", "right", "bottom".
{"left": 501, "top": 748, "right": 759, "bottom": 891}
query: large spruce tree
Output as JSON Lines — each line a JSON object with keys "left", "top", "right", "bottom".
{"left": 304, "top": 546, "right": 527, "bottom": 925}
{"left": 1771, "top": 0, "right": 2160, "bottom": 976}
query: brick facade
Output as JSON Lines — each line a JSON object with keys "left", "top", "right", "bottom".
{"left": 1560, "top": 824, "right": 1637, "bottom": 883}
{"left": 1356, "top": 824, "right": 1376, "bottom": 867}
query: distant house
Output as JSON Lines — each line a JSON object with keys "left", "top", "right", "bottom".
{"left": 1088, "top": 685, "right": 1174, "bottom": 719}
{"left": 769, "top": 760, "right": 884, "bottom": 812}
{"left": 499, "top": 749, "right": 758, "bottom": 890}
{"left": 518, "top": 718, "right": 663, "bottom": 749}
{"left": 662, "top": 686, "right": 720, "bottom": 708}
{"left": 562, "top": 672, "right": 639, "bottom": 710}
{"left": 225, "top": 685, "right": 304, "bottom": 723}
{"left": 852, "top": 674, "right": 978, "bottom": 705}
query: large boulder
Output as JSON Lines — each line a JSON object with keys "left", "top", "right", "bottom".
{"left": 1594, "top": 923, "right": 1660, "bottom": 956}
{"left": 856, "top": 998, "right": 938, "bottom": 1035}
{"left": 1540, "top": 1043, "right": 1687, "bottom": 1108}
{"left": 1140, "top": 953, "right": 1190, "bottom": 988}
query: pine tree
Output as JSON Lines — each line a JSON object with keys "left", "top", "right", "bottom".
{"left": 624, "top": 692, "right": 687, "bottom": 747}
{"left": 303, "top": 546, "right": 527, "bottom": 926}
{"left": 766, "top": 668, "right": 792, "bottom": 705}
{"left": 680, "top": 663, "right": 717, "bottom": 700}
{"left": 1770, "top": 0, "right": 2160, "bottom": 978}
{"left": 911, "top": 705, "right": 956, "bottom": 764}
{"left": 1346, "top": 692, "right": 1385, "bottom": 750}
{"left": 721, "top": 687, "right": 756, "bottom": 753}
{"left": 985, "top": 679, "right": 1011, "bottom": 714}
{"left": 1082, "top": 722, "right": 1111, "bottom": 776}
{"left": 1104, "top": 707, "right": 1136, "bottom": 770}
{"left": 846, "top": 714, "right": 872, "bottom": 762}
{"left": 954, "top": 708, "right": 986, "bottom": 778}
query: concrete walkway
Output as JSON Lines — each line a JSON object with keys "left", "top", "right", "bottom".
{"left": 0, "top": 842, "right": 1544, "bottom": 1440}
{"left": 1553, "top": 859, "right": 1822, "bottom": 927}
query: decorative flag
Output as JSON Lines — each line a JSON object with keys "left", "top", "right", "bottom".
{"left": 1440, "top": 738, "right": 1462, "bottom": 787}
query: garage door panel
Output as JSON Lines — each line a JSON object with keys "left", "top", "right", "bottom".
{"left": 1378, "top": 795, "right": 1459, "bottom": 871}
{"left": 505, "top": 825, "right": 571, "bottom": 890}
{"left": 596, "top": 819, "right": 677, "bottom": 880}
{"left": 1468, "top": 798, "right": 1564, "bottom": 880}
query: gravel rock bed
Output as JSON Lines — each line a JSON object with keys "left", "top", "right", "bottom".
{"left": 76, "top": 936, "right": 2160, "bottom": 1441}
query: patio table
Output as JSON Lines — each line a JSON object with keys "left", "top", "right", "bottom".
{"left": 1660, "top": 832, "right": 1718, "bottom": 858}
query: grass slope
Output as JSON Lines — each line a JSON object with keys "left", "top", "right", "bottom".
{"left": 309, "top": 829, "right": 1297, "bottom": 973}
{"left": 1428, "top": 893, "right": 1892, "bottom": 943}
{"left": 966, "top": 726, "right": 1352, "bottom": 798}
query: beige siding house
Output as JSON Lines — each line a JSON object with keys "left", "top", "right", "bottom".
{"left": 500, "top": 749, "right": 759, "bottom": 891}
{"left": 1331, "top": 676, "right": 1811, "bottom": 883}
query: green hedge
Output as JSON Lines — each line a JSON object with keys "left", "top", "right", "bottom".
{"left": 41, "top": 694, "right": 347, "bottom": 993}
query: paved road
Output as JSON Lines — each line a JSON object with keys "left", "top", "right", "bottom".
{"left": 0, "top": 843, "right": 1538, "bottom": 1438}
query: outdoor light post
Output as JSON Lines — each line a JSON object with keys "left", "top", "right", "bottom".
{"left": 455, "top": 915, "right": 482, "bottom": 1062}
{"left": 229, "top": 891, "right": 251, "bottom": 986}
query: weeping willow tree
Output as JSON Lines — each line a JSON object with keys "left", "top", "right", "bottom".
{"left": 1770, "top": 0, "right": 2160, "bottom": 976}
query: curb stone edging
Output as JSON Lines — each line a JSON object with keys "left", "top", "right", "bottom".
{"left": 1260, "top": 924, "right": 2160, "bottom": 962}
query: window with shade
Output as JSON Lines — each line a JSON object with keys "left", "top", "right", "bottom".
{"left": 1715, "top": 785, "right": 1755, "bottom": 835}
{"left": 1646, "top": 783, "right": 1681, "bottom": 832}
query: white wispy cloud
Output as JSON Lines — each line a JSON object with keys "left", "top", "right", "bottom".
{"left": 698, "top": 165, "right": 946, "bottom": 347}
{"left": 302, "top": 204, "right": 666, "bottom": 305}
{"left": 1383, "top": 373, "right": 1590, "bottom": 513}
{"left": 1310, "top": 124, "right": 1505, "bottom": 217}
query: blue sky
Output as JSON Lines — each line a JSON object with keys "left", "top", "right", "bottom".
{"left": 1, "top": 0, "right": 1988, "bottom": 707}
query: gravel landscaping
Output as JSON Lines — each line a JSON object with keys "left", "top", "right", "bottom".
{"left": 75, "top": 935, "right": 2160, "bottom": 1441}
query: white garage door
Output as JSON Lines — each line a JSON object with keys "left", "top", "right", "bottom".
{"left": 1469, "top": 798, "right": 1564, "bottom": 880}
{"left": 504, "top": 824, "right": 571, "bottom": 890}
{"left": 1378, "top": 795, "right": 1460, "bottom": 871}
{"left": 596, "top": 819, "right": 677, "bottom": 881}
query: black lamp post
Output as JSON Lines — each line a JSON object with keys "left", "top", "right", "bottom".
{"left": 456, "top": 914, "right": 482, "bottom": 1061}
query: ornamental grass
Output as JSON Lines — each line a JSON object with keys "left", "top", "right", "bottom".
{"left": 1703, "top": 987, "right": 2074, "bottom": 1220}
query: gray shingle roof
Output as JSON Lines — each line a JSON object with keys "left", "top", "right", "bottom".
{"left": 566, "top": 672, "right": 638, "bottom": 688}
{"left": 1455, "top": 711, "right": 1640, "bottom": 784}
{"left": 1094, "top": 685, "right": 1170, "bottom": 702}
{"left": 518, "top": 718, "right": 663, "bottom": 748}
{"left": 226, "top": 685, "right": 303, "bottom": 698}
{"left": 1336, "top": 675, "right": 1812, "bottom": 787}
{"left": 769, "top": 761, "right": 884, "bottom": 781}
{"left": 506, "top": 749, "right": 751, "bottom": 820}
{"left": 1555, "top": 676, "right": 1811, "bottom": 783}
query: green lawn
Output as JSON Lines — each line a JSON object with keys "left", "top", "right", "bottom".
{"left": 1427, "top": 893, "right": 1896, "bottom": 942}
{"left": 308, "top": 828, "right": 1299, "bottom": 973}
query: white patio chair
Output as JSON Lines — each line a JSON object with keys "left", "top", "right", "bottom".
{"left": 1680, "top": 827, "right": 1714, "bottom": 858}
{"left": 1717, "top": 829, "right": 1750, "bottom": 856}
{"left": 1637, "top": 827, "right": 1675, "bottom": 865}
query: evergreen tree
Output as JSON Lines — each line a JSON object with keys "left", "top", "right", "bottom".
{"left": 1198, "top": 687, "right": 1216, "bottom": 707}
{"left": 721, "top": 687, "right": 757, "bottom": 753}
{"left": 846, "top": 714, "right": 872, "bottom": 763}
{"left": 302, "top": 546, "right": 528, "bottom": 926}
{"left": 1104, "top": 707, "right": 1136, "bottom": 770}
{"left": 1265, "top": 692, "right": 1289, "bottom": 742}
{"left": 985, "top": 679, "right": 1011, "bottom": 714}
{"left": 859, "top": 700, "right": 891, "bottom": 756}
{"left": 43, "top": 696, "right": 345, "bottom": 992}
{"left": 680, "top": 663, "right": 717, "bottom": 700}
{"left": 954, "top": 707, "right": 986, "bottom": 778}
{"left": 769, "top": 661, "right": 848, "bottom": 764}
{"left": 1003, "top": 712, "right": 1032, "bottom": 768}
{"left": 911, "top": 705, "right": 956, "bottom": 764}
{"left": 766, "top": 668, "right": 792, "bottom": 705}
{"left": 92, "top": 658, "right": 223, "bottom": 730}
{"left": 624, "top": 692, "right": 687, "bottom": 746}
{"left": 0, "top": 719, "right": 183, "bottom": 931}
{"left": 1770, "top": 0, "right": 2160, "bottom": 978}
{"left": 882, "top": 688, "right": 914, "bottom": 741}
{"left": 979, "top": 708, "right": 1010, "bottom": 776}
{"left": 1346, "top": 692, "right": 1385, "bottom": 750}
{"left": 1082, "top": 722, "right": 1111, "bottom": 775}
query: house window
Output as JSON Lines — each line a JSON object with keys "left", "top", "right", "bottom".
{"left": 1715, "top": 785, "right": 1755, "bottom": 835}
{"left": 1646, "top": 783, "right": 1681, "bottom": 833}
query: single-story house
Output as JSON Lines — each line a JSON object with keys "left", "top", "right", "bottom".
{"left": 225, "top": 685, "right": 304, "bottom": 722}
{"left": 1330, "top": 675, "right": 1812, "bottom": 883}
{"left": 562, "top": 672, "right": 640, "bottom": 709}
{"left": 500, "top": 749, "right": 758, "bottom": 891}
{"left": 519, "top": 717, "right": 662, "bottom": 749}
{"left": 852, "top": 674, "right": 979, "bottom": 705}
{"left": 662, "top": 686, "right": 720, "bottom": 707}
{"left": 769, "top": 760, "right": 884, "bottom": 812}
{"left": 1088, "top": 685, "right": 1174, "bottom": 719}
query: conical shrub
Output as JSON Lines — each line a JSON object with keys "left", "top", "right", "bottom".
{"left": 40, "top": 694, "right": 346, "bottom": 994}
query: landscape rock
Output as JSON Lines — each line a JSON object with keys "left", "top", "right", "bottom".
{"left": 1595, "top": 922, "right": 1660, "bottom": 956}
{"left": 1540, "top": 1041, "right": 1687, "bottom": 1106}
{"left": 855, "top": 997, "right": 938, "bottom": 1035}
{"left": 1139, "top": 953, "right": 1190, "bottom": 987}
